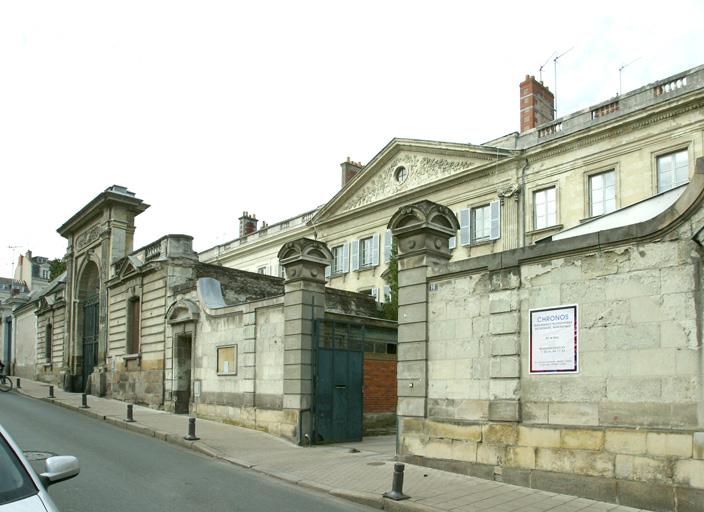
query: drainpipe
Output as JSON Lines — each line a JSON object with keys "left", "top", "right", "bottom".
{"left": 520, "top": 159, "right": 530, "bottom": 248}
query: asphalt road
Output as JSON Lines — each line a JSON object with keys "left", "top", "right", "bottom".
{"left": 0, "top": 391, "right": 374, "bottom": 512}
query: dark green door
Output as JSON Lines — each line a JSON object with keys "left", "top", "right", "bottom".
{"left": 82, "top": 295, "right": 99, "bottom": 391}
{"left": 314, "top": 321, "right": 363, "bottom": 443}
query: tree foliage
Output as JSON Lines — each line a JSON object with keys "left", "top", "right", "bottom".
{"left": 382, "top": 238, "right": 398, "bottom": 321}
{"left": 49, "top": 257, "right": 67, "bottom": 281}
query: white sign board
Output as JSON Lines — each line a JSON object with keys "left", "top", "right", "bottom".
{"left": 529, "top": 304, "right": 578, "bottom": 374}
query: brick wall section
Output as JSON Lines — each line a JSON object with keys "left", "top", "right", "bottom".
{"left": 364, "top": 353, "right": 397, "bottom": 413}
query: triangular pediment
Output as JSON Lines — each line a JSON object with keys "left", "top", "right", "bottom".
{"left": 115, "top": 255, "right": 144, "bottom": 280}
{"left": 314, "top": 138, "right": 513, "bottom": 222}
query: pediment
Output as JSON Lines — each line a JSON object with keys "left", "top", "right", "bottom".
{"left": 314, "top": 139, "right": 512, "bottom": 222}
{"left": 114, "top": 255, "right": 144, "bottom": 280}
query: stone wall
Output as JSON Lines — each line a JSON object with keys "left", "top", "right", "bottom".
{"left": 12, "top": 305, "right": 36, "bottom": 379}
{"left": 35, "top": 302, "right": 66, "bottom": 384}
{"left": 392, "top": 181, "right": 704, "bottom": 510}
{"left": 107, "top": 267, "right": 167, "bottom": 406}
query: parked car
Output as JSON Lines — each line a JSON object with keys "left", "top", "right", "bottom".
{"left": 0, "top": 424, "right": 79, "bottom": 511}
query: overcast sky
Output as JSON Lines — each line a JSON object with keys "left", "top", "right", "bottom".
{"left": 1, "top": 1, "right": 702, "bottom": 278}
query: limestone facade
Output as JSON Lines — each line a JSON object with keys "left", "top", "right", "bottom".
{"left": 200, "top": 65, "right": 704, "bottom": 309}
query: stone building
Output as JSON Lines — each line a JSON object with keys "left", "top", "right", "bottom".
{"left": 17, "top": 185, "right": 398, "bottom": 443}
{"left": 200, "top": 64, "right": 704, "bottom": 308}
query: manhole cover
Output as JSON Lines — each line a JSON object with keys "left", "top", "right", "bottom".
{"left": 367, "top": 461, "right": 385, "bottom": 466}
{"left": 23, "top": 451, "right": 56, "bottom": 461}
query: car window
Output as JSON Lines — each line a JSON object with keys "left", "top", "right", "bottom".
{"left": 0, "top": 434, "right": 37, "bottom": 505}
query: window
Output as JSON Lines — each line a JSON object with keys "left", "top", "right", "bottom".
{"left": 45, "top": 323, "right": 52, "bottom": 361}
{"left": 534, "top": 187, "right": 557, "bottom": 230}
{"left": 279, "top": 265, "right": 286, "bottom": 278}
{"left": 217, "top": 345, "right": 237, "bottom": 375}
{"left": 471, "top": 204, "right": 492, "bottom": 242}
{"left": 360, "top": 237, "right": 374, "bottom": 268}
{"left": 331, "top": 244, "right": 349, "bottom": 274}
{"left": 657, "top": 149, "right": 688, "bottom": 193}
{"left": 351, "top": 233, "right": 380, "bottom": 271}
{"left": 257, "top": 266, "right": 268, "bottom": 275}
{"left": 126, "top": 297, "right": 140, "bottom": 354}
{"left": 394, "top": 166, "right": 408, "bottom": 183}
{"left": 589, "top": 170, "right": 616, "bottom": 217}
{"left": 383, "top": 230, "right": 392, "bottom": 262}
{"left": 459, "top": 200, "right": 501, "bottom": 246}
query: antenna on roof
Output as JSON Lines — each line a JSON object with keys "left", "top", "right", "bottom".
{"left": 553, "top": 47, "right": 573, "bottom": 117}
{"left": 618, "top": 57, "right": 641, "bottom": 96}
{"left": 539, "top": 52, "right": 556, "bottom": 83}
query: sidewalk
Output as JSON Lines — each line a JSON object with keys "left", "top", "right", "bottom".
{"left": 11, "top": 377, "right": 648, "bottom": 512}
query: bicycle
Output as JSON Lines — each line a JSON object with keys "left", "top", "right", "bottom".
{"left": 0, "top": 373, "right": 13, "bottom": 392}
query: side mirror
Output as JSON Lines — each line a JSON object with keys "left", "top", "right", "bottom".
{"left": 40, "top": 455, "right": 80, "bottom": 487}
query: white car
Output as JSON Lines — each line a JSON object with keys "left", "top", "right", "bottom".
{"left": 0, "top": 425, "right": 79, "bottom": 511}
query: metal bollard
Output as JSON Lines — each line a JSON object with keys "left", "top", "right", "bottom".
{"left": 125, "top": 404, "right": 135, "bottom": 423}
{"left": 48, "top": 385, "right": 54, "bottom": 398}
{"left": 383, "top": 463, "right": 410, "bottom": 501}
{"left": 16, "top": 378, "right": 21, "bottom": 389}
{"left": 184, "top": 417, "right": 200, "bottom": 441}
{"left": 80, "top": 393, "right": 89, "bottom": 408}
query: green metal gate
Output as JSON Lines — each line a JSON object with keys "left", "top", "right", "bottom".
{"left": 313, "top": 320, "right": 364, "bottom": 443}
{"left": 82, "top": 294, "right": 99, "bottom": 391}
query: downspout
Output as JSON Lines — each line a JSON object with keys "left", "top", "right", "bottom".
{"left": 520, "top": 158, "right": 530, "bottom": 248}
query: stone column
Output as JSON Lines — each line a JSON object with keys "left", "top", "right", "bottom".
{"left": 388, "top": 201, "right": 459, "bottom": 419}
{"left": 277, "top": 238, "right": 332, "bottom": 443}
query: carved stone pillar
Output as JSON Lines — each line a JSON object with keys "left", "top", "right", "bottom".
{"left": 277, "top": 238, "right": 332, "bottom": 443}
{"left": 388, "top": 201, "right": 459, "bottom": 418}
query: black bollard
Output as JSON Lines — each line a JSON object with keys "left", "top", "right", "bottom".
{"left": 184, "top": 417, "right": 200, "bottom": 441}
{"left": 48, "top": 385, "right": 54, "bottom": 398}
{"left": 383, "top": 463, "right": 410, "bottom": 501}
{"left": 80, "top": 393, "right": 89, "bottom": 408}
{"left": 16, "top": 378, "right": 21, "bottom": 389}
{"left": 125, "top": 404, "right": 135, "bottom": 423}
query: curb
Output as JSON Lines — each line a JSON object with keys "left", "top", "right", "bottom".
{"left": 14, "top": 387, "right": 440, "bottom": 512}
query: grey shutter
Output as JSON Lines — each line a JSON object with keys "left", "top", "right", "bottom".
{"left": 342, "top": 242, "right": 350, "bottom": 273}
{"left": 384, "top": 229, "right": 392, "bottom": 262}
{"left": 325, "top": 265, "right": 331, "bottom": 279}
{"left": 383, "top": 285, "right": 391, "bottom": 302}
{"left": 371, "top": 233, "right": 380, "bottom": 266}
{"left": 449, "top": 236, "right": 457, "bottom": 249}
{"left": 490, "top": 199, "right": 501, "bottom": 240}
{"left": 271, "top": 263, "right": 278, "bottom": 277}
{"left": 459, "top": 208, "right": 470, "bottom": 246}
{"left": 371, "top": 288, "right": 379, "bottom": 302}
{"left": 351, "top": 239, "right": 360, "bottom": 271}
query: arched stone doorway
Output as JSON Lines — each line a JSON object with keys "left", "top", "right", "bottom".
{"left": 76, "top": 260, "right": 100, "bottom": 392}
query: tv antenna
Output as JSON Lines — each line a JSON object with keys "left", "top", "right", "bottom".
{"left": 619, "top": 58, "right": 641, "bottom": 95}
{"left": 553, "top": 47, "right": 573, "bottom": 116}
{"left": 8, "top": 245, "right": 22, "bottom": 281}
{"left": 539, "top": 52, "right": 556, "bottom": 83}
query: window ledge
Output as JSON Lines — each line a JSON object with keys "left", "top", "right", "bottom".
{"left": 216, "top": 372, "right": 238, "bottom": 377}
{"left": 123, "top": 353, "right": 141, "bottom": 362}
{"left": 354, "top": 264, "right": 377, "bottom": 273}
{"left": 461, "top": 239, "right": 494, "bottom": 248}
{"left": 526, "top": 224, "right": 563, "bottom": 236}
{"left": 42, "top": 363, "right": 52, "bottom": 369}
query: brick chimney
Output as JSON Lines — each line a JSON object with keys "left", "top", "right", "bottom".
{"left": 520, "top": 75, "right": 555, "bottom": 132}
{"left": 238, "top": 211, "right": 258, "bottom": 238}
{"left": 340, "top": 157, "right": 364, "bottom": 187}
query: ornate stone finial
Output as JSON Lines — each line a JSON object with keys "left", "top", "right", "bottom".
{"left": 277, "top": 238, "right": 333, "bottom": 283}
{"left": 387, "top": 200, "right": 459, "bottom": 262}
{"left": 387, "top": 200, "right": 459, "bottom": 237}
